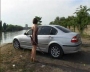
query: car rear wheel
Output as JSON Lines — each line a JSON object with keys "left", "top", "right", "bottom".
{"left": 49, "top": 44, "right": 63, "bottom": 58}
{"left": 13, "top": 39, "right": 20, "bottom": 49}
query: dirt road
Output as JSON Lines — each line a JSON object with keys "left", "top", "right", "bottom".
{"left": 1, "top": 38, "right": 90, "bottom": 72}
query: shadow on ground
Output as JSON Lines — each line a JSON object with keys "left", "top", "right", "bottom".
{"left": 21, "top": 43, "right": 90, "bottom": 65}
{"left": 62, "top": 51, "right": 90, "bottom": 65}
{"left": 36, "top": 49, "right": 90, "bottom": 65}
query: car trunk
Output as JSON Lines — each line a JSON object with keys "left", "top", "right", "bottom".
{"left": 67, "top": 32, "right": 82, "bottom": 44}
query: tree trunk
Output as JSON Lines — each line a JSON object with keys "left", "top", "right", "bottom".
{"left": 74, "top": 25, "right": 75, "bottom": 32}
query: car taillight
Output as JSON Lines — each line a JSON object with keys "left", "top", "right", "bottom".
{"left": 71, "top": 36, "right": 78, "bottom": 43}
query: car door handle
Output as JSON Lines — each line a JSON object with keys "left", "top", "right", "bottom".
{"left": 49, "top": 36, "right": 53, "bottom": 39}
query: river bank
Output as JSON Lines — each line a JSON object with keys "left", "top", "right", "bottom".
{"left": 0, "top": 37, "right": 90, "bottom": 72}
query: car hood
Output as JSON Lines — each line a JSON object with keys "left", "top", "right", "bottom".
{"left": 13, "top": 34, "right": 25, "bottom": 39}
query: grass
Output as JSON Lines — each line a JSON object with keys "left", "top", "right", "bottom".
{"left": 1, "top": 43, "right": 52, "bottom": 72}
{"left": 0, "top": 37, "right": 90, "bottom": 72}
{"left": 81, "top": 34, "right": 90, "bottom": 38}
{"left": 0, "top": 44, "right": 36, "bottom": 72}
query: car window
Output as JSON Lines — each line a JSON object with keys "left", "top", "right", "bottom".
{"left": 26, "top": 26, "right": 41, "bottom": 35}
{"left": 38, "top": 26, "right": 42, "bottom": 32}
{"left": 38, "top": 26, "right": 52, "bottom": 35}
{"left": 50, "top": 27, "right": 57, "bottom": 35}
{"left": 55, "top": 26, "right": 71, "bottom": 33}
{"left": 27, "top": 29, "right": 32, "bottom": 35}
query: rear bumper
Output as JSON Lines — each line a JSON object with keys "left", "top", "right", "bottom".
{"left": 62, "top": 43, "right": 82, "bottom": 54}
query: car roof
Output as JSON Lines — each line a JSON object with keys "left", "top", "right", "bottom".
{"left": 38, "top": 24, "right": 60, "bottom": 27}
{"left": 38, "top": 25, "right": 67, "bottom": 29}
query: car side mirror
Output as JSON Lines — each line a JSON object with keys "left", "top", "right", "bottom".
{"left": 24, "top": 33, "right": 28, "bottom": 35}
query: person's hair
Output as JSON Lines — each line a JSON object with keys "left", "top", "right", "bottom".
{"left": 33, "top": 18, "right": 38, "bottom": 24}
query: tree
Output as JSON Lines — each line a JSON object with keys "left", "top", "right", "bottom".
{"left": 49, "top": 17, "right": 68, "bottom": 28}
{"left": 71, "top": 16, "right": 77, "bottom": 32}
{"left": 87, "top": 13, "right": 90, "bottom": 25}
{"left": 54, "top": 17, "right": 60, "bottom": 25}
{"left": 66, "top": 16, "right": 77, "bottom": 31}
{"left": 66, "top": 16, "right": 74, "bottom": 29}
{"left": 59, "top": 17, "right": 67, "bottom": 27}
{"left": 3, "top": 23, "right": 7, "bottom": 31}
{"left": 0, "top": 20, "right": 2, "bottom": 31}
{"left": 49, "top": 5, "right": 90, "bottom": 34}
{"left": 35, "top": 16, "right": 42, "bottom": 25}
{"left": 6, "top": 24, "right": 23, "bottom": 31}
{"left": 49, "top": 17, "right": 60, "bottom": 25}
{"left": 74, "top": 5, "right": 90, "bottom": 34}
{"left": 50, "top": 21, "right": 54, "bottom": 25}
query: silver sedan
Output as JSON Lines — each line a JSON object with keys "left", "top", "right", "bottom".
{"left": 13, "top": 25, "right": 82, "bottom": 58}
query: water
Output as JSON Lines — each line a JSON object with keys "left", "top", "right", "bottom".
{"left": 0, "top": 30, "right": 27, "bottom": 45}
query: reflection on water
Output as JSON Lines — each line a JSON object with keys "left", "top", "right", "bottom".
{"left": 0, "top": 30, "right": 27, "bottom": 45}
{"left": 0, "top": 32, "right": 2, "bottom": 45}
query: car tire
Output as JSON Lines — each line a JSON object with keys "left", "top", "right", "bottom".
{"left": 13, "top": 39, "right": 21, "bottom": 49}
{"left": 49, "top": 44, "right": 63, "bottom": 59}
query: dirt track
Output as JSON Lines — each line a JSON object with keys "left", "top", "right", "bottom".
{"left": 0, "top": 38, "right": 90, "bottom": 72}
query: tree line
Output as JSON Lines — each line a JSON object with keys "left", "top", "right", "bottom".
{"left": 0, "top": 21, "right": 23, "bottom": 32}
{"left": 0, "top": 16, "right": 42, "bottom": 32}
{"left": 49, "top": 5, "right": 90, "bottom": 34}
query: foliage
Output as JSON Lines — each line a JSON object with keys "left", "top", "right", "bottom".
{"left": 3, "top": 23, "right": 7, "bottom": 31}
{"left": 0, "top": 20, "right": 2, "bottom": 31}
{"left": 6, "top": 25, "right": 23, "bottom": 31}
{"left": 74, "top": 5, "right": 90, "bottom": 34}
{"left": 2, "top": 23, "right": 23, "bottom": 32}
{"left": 35, "top": 16, "right": 42, "bottom": 25}
{"left": 50, "top": 17, "right": 67, "bottom": 27}
{"left": 49, "top": 5, "right": 90, "bottom": 34}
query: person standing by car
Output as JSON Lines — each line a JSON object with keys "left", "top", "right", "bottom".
{"left": 30, "top": 18, "right": 38, "bottom": 62}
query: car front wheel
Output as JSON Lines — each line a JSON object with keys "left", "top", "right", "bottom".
{"left": 13, "top": 39, "right": 20, "bottom": 49}
{"left": 49, "top": 44, "right": 63, "bottom": 58}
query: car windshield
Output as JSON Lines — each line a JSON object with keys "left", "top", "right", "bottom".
{"left": 55, "top": 26, "right": 71, "bottom": 33}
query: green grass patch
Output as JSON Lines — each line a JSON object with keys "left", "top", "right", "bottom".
{"left": 81, "top": 34, "right": 90, "bottom": 38}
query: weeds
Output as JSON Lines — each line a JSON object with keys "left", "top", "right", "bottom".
{"left": 81, "top": 34, "right": 90, "bottom": 38}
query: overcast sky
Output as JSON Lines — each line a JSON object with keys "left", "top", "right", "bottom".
{"left": 1, "top": 0, "right": 90, "bottom": 27}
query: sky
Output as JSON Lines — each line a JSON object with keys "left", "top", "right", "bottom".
{"left": 1, "top": 0, "right": 90, "bottom": 27}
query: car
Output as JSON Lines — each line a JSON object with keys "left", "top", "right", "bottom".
{"left": 13, "top": 25, "right": 82, "bottom": 58}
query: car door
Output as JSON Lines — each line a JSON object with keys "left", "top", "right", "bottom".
{"left": 38, "top": 26, "right": 55, "bottom": 50}
{"left": 20, "top": 29, "right": 32, "bottom": 48}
